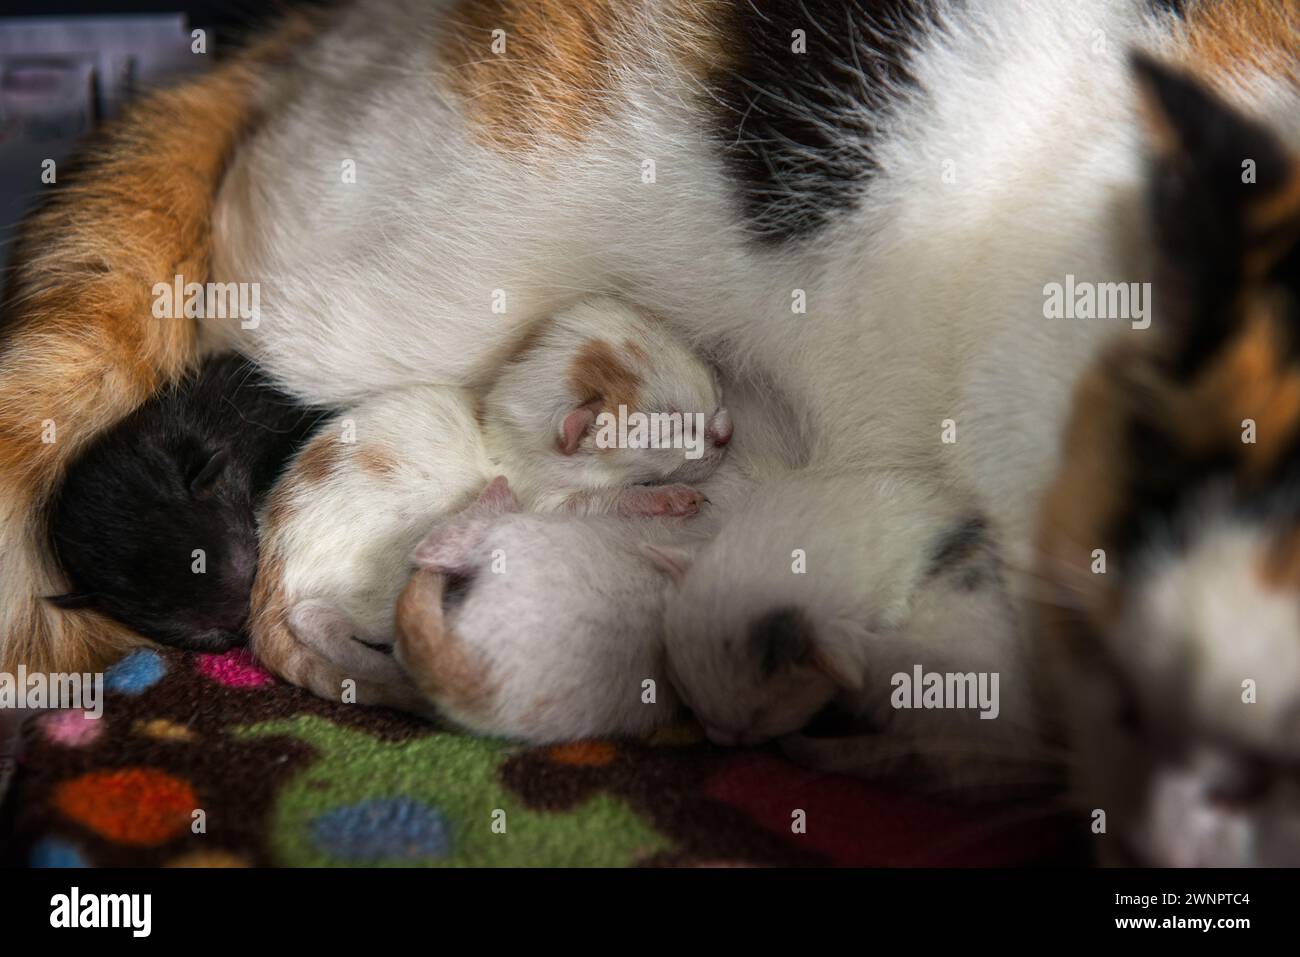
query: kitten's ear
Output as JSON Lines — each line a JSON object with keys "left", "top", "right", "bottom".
{"left": 641, "top": 544, "right": 694, "bottom": 586}
{"left": 1131, "top": 52, "right": 1300, "bottom": 374}
{"left": 558, "top": 402, "right": 600, "bottom": 455}
{"left": 412, "top": 521, "right": 483, "bottom": 574}
{"left": 46, "top": 593, "right": 99, "bottom": 611}
{"left": 477, "top": 475, "right": 519, "bottom": 512}
{"left": 189, "top": 449, "right": 230, "bottom": 495}
{"left": 412, "top": 483, "right": 510, "bottom": 573}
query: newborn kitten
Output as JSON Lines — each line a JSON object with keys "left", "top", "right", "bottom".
{"left": 251, "top": 297, "right": 730, "bottom": 707}
{"left": 482, "top": 298, "right": 732, "bottom": 513}
{"left": 47, "top": 354, "right": 325, "bottom": 652}
{"left": 654, "top": 470, "right": 1036, "bottom": 793}
{"left": 395, "top": 477, "right": 707, "bottom": 742}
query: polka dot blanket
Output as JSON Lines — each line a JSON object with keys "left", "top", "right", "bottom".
{"left": 0, "top": 648, "right": 1081, "bottom": 866}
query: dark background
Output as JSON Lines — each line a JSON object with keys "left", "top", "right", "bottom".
{"left": 1, "top": 2, "right": 302, "bottom": 39}
{"left": 0, "top": 1, "right": 326, "bottom": 279}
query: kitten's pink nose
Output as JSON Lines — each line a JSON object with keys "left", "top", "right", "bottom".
{"left": 706, "top": 408, "right": 732, "bottom": 447}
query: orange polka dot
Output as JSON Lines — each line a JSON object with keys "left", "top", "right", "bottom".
{"left": 53, "top": 769, "right": 197, "bottom": 846}
{"left": 547, "top": 740, "right": 617, "bottom": 767}
{"left": 133, "top": 719, "right": 196, "bottom": 742}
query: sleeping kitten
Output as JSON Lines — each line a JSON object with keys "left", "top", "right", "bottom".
{"left": 652, "top": 469, "right": 1037, "bottom": 794}
{"left": 250, "top": 297, "right": 730, "bottom": 707}
{"left": 395, "top": 476, "right": 709, "bottom": 742}
{"left": 47, "top": 354, "right": 325, "bottom": 652}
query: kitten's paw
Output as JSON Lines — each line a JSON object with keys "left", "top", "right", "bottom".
{"left": 619, "top": 484, "right": 705, "bottom": 518}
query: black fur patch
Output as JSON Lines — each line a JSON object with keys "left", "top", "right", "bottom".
{"left": 925, "top": 515, "right": 998, "bottom": 590}
{"left": 707, "top": 0, "right": 941, "bottom": 243}
{"left": 750, "top": 606, "right": 817, "bottom": 676}
{"left": 1133, "top": 52, "right": 1299, "bottom": 380}
{"left": 1146, "top": 0, "right": 1188, "bottom": 17}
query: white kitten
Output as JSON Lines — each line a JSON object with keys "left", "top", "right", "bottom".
{"left": 654, "top": 470, "right": 1039, "bottom": 793}
{"left": 395, "top": 477, "right": 710, "bottom": 742}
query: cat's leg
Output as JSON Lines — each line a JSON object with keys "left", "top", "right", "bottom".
{"left": 287, "top": 599, "right": 409, "bottom": 685}
{"left": 660, "top": 470, "right": 1043, "bottom": 790}
{"left": 250, "top": 558, "right": 433, "bottom": 716}
{"left": 259, "top": 628, "right": 434, "bottom": 717}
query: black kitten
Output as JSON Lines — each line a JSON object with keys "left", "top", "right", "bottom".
{"left": 48, "top": 354, "right": 328, "bottom": 652}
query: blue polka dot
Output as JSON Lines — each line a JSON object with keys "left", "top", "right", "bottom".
{"left": 30, "top": 838, "right": 89, "bottom": 868}
{"left": 310, "top": 798, "right": 451, "bottom": 861}
{"left": 104, "top": 649, "right": 166, "bottom": 695}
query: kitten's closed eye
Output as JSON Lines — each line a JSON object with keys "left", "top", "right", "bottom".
{"left": 441, "top": 570, "right": 475, "bottom": 612}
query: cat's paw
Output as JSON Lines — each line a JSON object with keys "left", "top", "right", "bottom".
{"left": 619, "top": 484, "right": 706, "bottom": 518}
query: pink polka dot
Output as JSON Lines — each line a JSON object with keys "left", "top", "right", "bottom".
{"left": 196, "top": 648, "right": 276, "bottom": 689}
{"left": 41, "top": 709, "right": 104, "bottom": 747}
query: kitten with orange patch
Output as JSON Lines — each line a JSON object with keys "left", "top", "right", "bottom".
{"left": 394, "top": 476, "right": 709, "bottom": 742}
{"left": 250, "top": 297, "right": 730, "bottom": 706}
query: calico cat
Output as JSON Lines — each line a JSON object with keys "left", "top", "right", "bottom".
{"left": 1035, "top": 57, "right": 1300, "bottom": 866}
{"left": 1, "top": 0, "right": 1296, "bottom": 865}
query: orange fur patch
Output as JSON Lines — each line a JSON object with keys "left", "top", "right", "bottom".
{"left": 394, "top": 569, "right": 493, "bottom": 715}
{"left": 1035, "top": 352, "right": 1137, "bottom": 625}
{"left": 439, "top": 0, "right": 723, "bottom": 150}
{"left": 568, "top": 338, "right": 643, "bottom": 412}
{"left": 1174, "top": 298, "right": 1300, "bottom": 476}
{"left": 356, "top": 445, "right": 398, "bottom": 479}
{"left": 547, "top": 740, "right": 618, "bottom": 766}
{"left": 1260, "top": 528, "right": 1300, "bottom": 588}
{"left": 440, "top": 0, "right": 630, "bottom": 150}
{"left": 1179, "top": 0, "right": 1300, "bottom": 89}
{"left": 0, "top": 12, "right": 321, "bottom": 674}
{"left": 293, "top": 433, "right": 344, "bottom": 483}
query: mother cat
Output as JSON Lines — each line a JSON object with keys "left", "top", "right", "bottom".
{"left": 2, "top": 1, "right": 1298, "bottom": 864}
